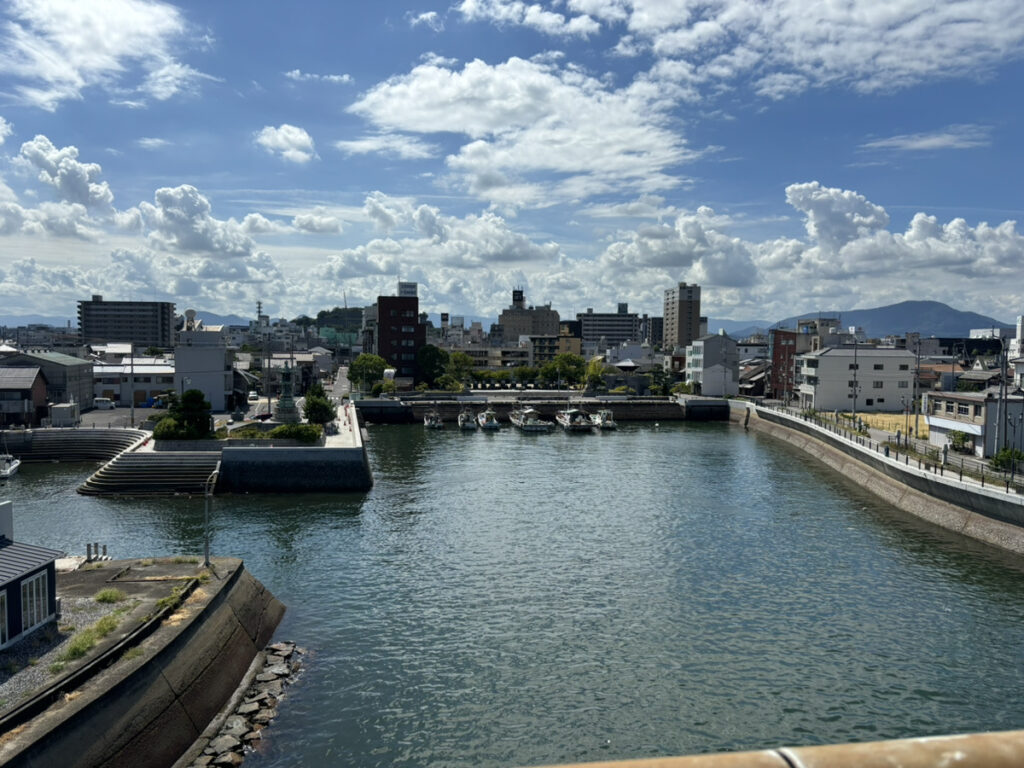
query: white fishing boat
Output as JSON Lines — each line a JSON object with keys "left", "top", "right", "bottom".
{"left": 509, "top": 407, "right": 553, "bottom": 432}
{"left": 477, "top": 408, "right": 501, "bottom": 430}
{"left": 458, "top": 408, "right": 478, "bottom": 430}
{"left": 424, "top": 409, "right": 444, "bottom": 429}
{"left": 555, "top": 407, "right": 592, "bottom": 432}
{"left": 590, "top": 408, "right": 617, "bottom": 430}
{"left": 0, "top": 454, "right": 21, "bottom": 478}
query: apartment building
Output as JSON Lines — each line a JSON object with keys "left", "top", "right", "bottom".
{"left": 576, "top": 304, "right": 640, "bottom": 346}
{"left": 663, "top": 282, "right": 701, "bottom": 351}
{"left": 685, "top": 333, "right": 739, "bottom": 397}
{"left": 77, "top": 295, "right": 175, "bottom": 347}
{"left": 797, "top": 347, "right": 915, "bottom": 412}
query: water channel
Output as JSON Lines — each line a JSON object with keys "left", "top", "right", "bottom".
{"left": 4, "top": 421, "right": 1024, "bottom": 767}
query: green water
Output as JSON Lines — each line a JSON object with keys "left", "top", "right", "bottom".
{"left": 5, "top": 422, "right": 1024, "bottom": 767}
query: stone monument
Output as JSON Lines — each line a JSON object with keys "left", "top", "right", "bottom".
{"left": 272, "top": 362, "right": 301, "bottom": 424}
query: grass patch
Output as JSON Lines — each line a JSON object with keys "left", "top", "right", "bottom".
{"left": 55, "top": 612, "right": 123, "bottom": 664}
{"left": 49, "top": 661, "right": 66, "bottom": 675}
{"left": 121, "top": 647, "right": 144, "bottom": 661}
{"left": 94, "top": 588, "right": 127, "bottom": 604}
{"left": 171, "top": 556, "right": 198, "bottom": 564}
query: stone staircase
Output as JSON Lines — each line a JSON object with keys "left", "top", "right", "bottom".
{"left": 78, "top": 451, "right": 221, "bottom": 496}
{"left": 5, "top": 428, "right": 146, "bottom": 462}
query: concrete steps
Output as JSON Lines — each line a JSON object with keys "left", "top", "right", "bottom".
{"left": 4, "top": 429, "right": 146, "bottom": 462}
{"left": 78, "top": 451, "right": 221, "bottom": 496}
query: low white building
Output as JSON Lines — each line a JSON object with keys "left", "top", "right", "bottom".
{"left": 174, "top": 313, "right": 232, "bottom": 411}
{"left": 685, "top": 333, "right": 738, "bottom": 397}
{"left": 797, "top": 346, "right": 915, "bottom": 413}
{"left": 924, "top": 389, "right": 1024, "bottom": 458}
{"left": 93, "top": 359, "right": 175, "bottom": 406}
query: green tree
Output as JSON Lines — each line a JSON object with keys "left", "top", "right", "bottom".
{"left": 671, "top": 381, "right": 694, "bottom": 395}
{"left": 303, "top": 395, "right": 335, "bottom": 425}
{"left": 551, "top": 353, "right": 586, "bottom": 386}
{"left": 164, "top": 389, "right": 213, "bottom": 439}
{"left": 435, "top": 374, "right": 466, "bottom": 393}
{"left": 417, "top": 345, "right": 449, "bottom": 385}
{"left": 446, "top": 351, "right": 475, "bottom": 382}
{"left": 306, "top": 380, "right": 327, "bottom": 399}
{"left": 349, "top": 353, "right": 388, "bottom": 390}
{"left": 143, "top": 346, "right": 164, "bottom": 357}
{"left": 584, "top": 358, "right": 609, "bottom": 391}
{"left": 512, "top": 365, "right": 538, "bottom": 385}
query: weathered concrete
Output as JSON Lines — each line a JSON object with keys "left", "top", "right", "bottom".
{"left": 0, "top": 558, "right": 285, "bottom": 768}
{"left": 733, "top": 402, "right": 1024, "bottom": 556}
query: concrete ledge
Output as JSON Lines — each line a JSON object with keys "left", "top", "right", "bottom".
{"left": 527, "top": 730, "right": 1024, "bottom": 768}
{"left": 218, "top": 445, "right": 373, "bottom": 492}
{"left": 0, "top": 559, "right": 285, "bottom": 768}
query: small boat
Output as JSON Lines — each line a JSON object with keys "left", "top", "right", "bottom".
{"left": 458, "top": 408, "right": 478, "bottom": 430}
{"left": 590, "top": 409, "right": 617, "bottom": 430}
{"left": 477, "top": 408, "right": 501, "bottom": 430}
{"left": 556, "top": 407, "right": 592, "bottom": 432}
{"left": 509, "top": 407, "right": 553, "bottom": 432}
{"left": 0, "top": 454, "right": 21, "bottom": 478}
{"left": 424, "top": 409, "right": 444, "bottom": 429}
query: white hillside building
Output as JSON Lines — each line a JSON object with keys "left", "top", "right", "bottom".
{"left": 797, "top": 346, "right": 915, "bottom": 413}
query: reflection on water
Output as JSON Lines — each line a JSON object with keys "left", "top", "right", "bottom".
{"left": 5, "top": 422, "right": 1024, "bottom": 767}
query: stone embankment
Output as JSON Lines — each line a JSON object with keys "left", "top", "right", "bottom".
{"left": 386, "top": 397, "right": 709, "bottom": 424}
{"left": 179, "top": 641, "right": 304, "bottom": 768}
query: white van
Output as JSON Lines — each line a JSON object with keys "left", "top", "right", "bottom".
{"left": 93, "top": 397, "right": 116, "bottom": 410}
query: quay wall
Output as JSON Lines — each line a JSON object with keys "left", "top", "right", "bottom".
{"left": 360, "top": 397, "right": 697, "bottom": 424}
{"left": 217, "top": 445, "right": 373, "bottom": 492}
{"left": 732, "top": 402, "right": 1024, "bottom": 555}
{"left": 0, "top": 560, "right": 284, "bottom": 768}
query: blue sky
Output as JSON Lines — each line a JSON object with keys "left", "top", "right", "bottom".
{"left": 1, "top": 0, "right": 1023, "bottom": 326}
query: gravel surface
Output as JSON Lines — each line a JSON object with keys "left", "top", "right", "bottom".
{"left": 0, "top": 595, "right": 122, "bottom": 712}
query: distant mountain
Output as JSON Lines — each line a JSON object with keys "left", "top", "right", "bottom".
{"left": 706, "top": 318, "right": 773, "bottom": 338}
{"left": 189, "top": 311, "right": 252, "bottom": 327}
{"left": 0, "top": 313, "right": 76, "bottom": 328}
{"left": 770, "top": 301, "right": 1012, "bottom": 338}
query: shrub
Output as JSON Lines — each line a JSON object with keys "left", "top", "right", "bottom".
{"left": 990, "top": 447, "right": 1024, "bottom": 471}
{"left": 94, "top": 588, "right": 127, "bottom": 604}
{"left": 268, "top": 423, "right": 322, "bottom": 444}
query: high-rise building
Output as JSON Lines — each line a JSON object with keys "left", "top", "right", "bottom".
{"left": 497, "top": 288, "right": 559, "bottom": 342}
{"left": 663, "top": 283, "right": 701, "bottom": 351}
{"left": 576, "top": 304, "right": 641, "bottom": 346}
{"left": 78, "top": 295, "right": 176, "bottom": 347}
{"left": 376, "top": 292, "right": 424, "bottom": 381}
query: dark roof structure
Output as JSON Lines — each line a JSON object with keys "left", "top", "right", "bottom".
{"left": 0, "top": 367, "right": 44, "bottom": 390}
{"left": 0, "top": 538, "right": 64, "bottom": 583}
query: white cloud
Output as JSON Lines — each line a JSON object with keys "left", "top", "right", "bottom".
{"left": 0, "top": 0, "right": 209, "bottom": 110}
{"left": 860, "top": 124, "right": 992, "bottom": 152}
{"left": 457, "top": 0, "right": 599, "bottom": 36}
{"left": 0, "top": 117, "right": 12, "bottom": 145}
{"left": 284, "top": 69, "right": 352, "bottom": 84}
{"left": 17, "top": 135, "right": 115, "bottom": 209}
{"left": 408, "top": 11, "right": 445, "bottom": 31}
{"left": 137, "top": 137, "right": 171, "bottom": 150}
{"left": 292, "top": 207, "right": 342, "bottom": 234}
{"left": 136, "top": 184, "right": 258, "bottom": 257}
{"left": 255, "top": 124, "right": 317, "bottom": 164}
{"left": 334, "top": 133, "right": 437, "bottom": 160}
{"left": 350, "top": 56, "right": 697, "bottom": 207}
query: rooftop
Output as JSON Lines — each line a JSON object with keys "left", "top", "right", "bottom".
{"left": 0, "top": 366, "right": 43, "bottom": 390}
{"left": 0, "top": 537, "right": 64, "bottom": 584}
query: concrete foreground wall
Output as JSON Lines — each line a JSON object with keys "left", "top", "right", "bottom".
{"left": 0, "top": 561, "right": 285, "bottom": 768}
{"left": 218, "top": 445, "right": 373, "bottom": 492}
{"left": 733, "top": 403, "right": 1024, "bottom": 556}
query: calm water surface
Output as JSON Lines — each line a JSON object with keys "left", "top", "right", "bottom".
{"left": 5, "top": 422, "right": 1024, "bottom": 767}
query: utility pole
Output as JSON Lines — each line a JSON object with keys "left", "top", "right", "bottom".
{"left": 913, "top": 337, "right": 921, "bottom": 439}
{"left": 851, "top": 340, "right": 858, "bottom": 421}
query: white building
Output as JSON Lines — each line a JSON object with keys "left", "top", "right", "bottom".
{"left": 924, "top": 389, "right": 1024, "bottom": 458}
{"left": 174, "top": 312, "right": 232, "bottom": 411}
{"left": 797, "top": 346, "right": 915, "bottom": 412}
{"left": 685, "top": 333, "right": 738, "bottom": 397}
{"left": 93, "top": 359, "right": 175, "bottom": 406}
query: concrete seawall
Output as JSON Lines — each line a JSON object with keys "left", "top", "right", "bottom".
{"left": 733, "top": 402, "right": 1024, "bottom": 556}
{"left": 0, "top": 558, "right": 284, "bottom": 768}
{"left": 218, "top": 444, "right": 373, "bottom": 492}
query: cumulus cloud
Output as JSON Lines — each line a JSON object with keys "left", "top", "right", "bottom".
{"left": 255, "top": 124, "right": 317, "bottom": 164}
{"left": 17, "top": 135, "right": 114, "bottom": 209}
{"left": 284, "top": 69, "right": 352, "bottom": 84}
{"left": 292, "top": 207, "right": 342, "bottom": 234}
{"left": 0, "top": 117, "right": 12, "bottom": 145}
{"left": 350, "top": 56, "right": 697, "bottom": 207}
{"left": 0, "top": 0, "right": 210, "bottom": 110}
{"left": 457, "top": 0, "right": 599, "bottom": 36}
{"left": 408, "top": 11, "right": 444, "bottom": 31}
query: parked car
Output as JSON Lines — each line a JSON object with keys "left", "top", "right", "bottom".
{"left": 248, "top": 391, "right": 260, "bottom": 403}
{"left": 93, "top": 397, "right": 116, "bottom": 410}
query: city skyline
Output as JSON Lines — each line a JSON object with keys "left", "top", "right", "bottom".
{"left": 0, "top": 1, "right": 1023, "bottom": 323}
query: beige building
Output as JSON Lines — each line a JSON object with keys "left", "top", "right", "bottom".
{"left": 497, "top": 289, "right": 559, "bottom": 341}
{"left": 663, "top": 283, "right": 701, "bottom": 351}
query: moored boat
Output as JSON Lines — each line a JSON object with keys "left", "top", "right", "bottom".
{"left": 458, "top": 408, "right": 478, "bottom": 430}
{"left": 0, "top": 453, "right": 20, "bottom": 478}
{"left": 477, "top": 408, "right": 501, "bottom": 430}
{"left": 590, "top": 408, "right": 617, "bottom": 430}
{"left": 509, "top": 407, "right": 553, "bottom": 432}
{"left": 424, "top": 409, "right": 444, "bottom": 429}
{"left": 555, "top": 407, "right": 592, "bottom": 432}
